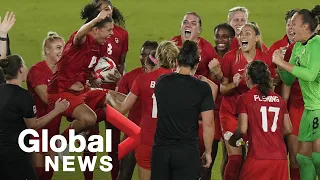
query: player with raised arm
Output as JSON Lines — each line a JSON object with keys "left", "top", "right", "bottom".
{"left": 47, "top": 3, "right": 114, "bottom": 158}
{"left": 273, "top": 8, "right": 320, "bottom": 180}
{"left": 27, "top": 32, "right": 65, "bottom": 180}
{"left": 229, "top": 60, "right": 292, "bottom": 180}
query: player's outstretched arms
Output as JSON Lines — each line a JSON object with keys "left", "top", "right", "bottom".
{"left": 107, "top": 91, "right": 136, "bottom": 115}
{"left": 24, "top": 98, "right": 69, "bottom": 130}
{"left": 109, "top": 90, "right": 127, "bottom": 102}
{"left": 229, "top": 113, "right": 248, "bottom": 147}
{"left": 283, "top": 114, "right": 292, "bottom": 136}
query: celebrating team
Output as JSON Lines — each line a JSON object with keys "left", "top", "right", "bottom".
{"left": 1, "top": 1, "right": 320, "bottom": 180}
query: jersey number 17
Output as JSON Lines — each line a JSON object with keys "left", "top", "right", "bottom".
{"left": 260, "top": 106, "right": 280, "bottom": 132}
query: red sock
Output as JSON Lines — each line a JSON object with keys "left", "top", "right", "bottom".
{"left": 61, "top": 125, "right": 72, "bottom": 142}
{"left": 82, "top": 151, "right": 96, "bottom": 180}
{"left": 290, "top": 167, "right": 300, "bottom": 180}
{"left": 109, "top": 126, "right": 120, "bottom": 180}
{"left": 224, "top": 155, "right": 242, "bottom": 180}
{"left": 35, "top": 167, "right": 45, "bottom": 180}
{"left": 43, "top": 168, "right": 54, "bottom": 180}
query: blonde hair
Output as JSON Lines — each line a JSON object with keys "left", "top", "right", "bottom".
{"left": 155, "top": 41, "right": 179, "bottom": 69}
{"left": 228, "top": 6, "right": 249, "bottom": 22}
{"left": 42, "top": 31, "right": 64, "bottom": 58}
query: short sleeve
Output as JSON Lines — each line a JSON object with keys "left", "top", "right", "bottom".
{"left": 27, "top": 66, "right": 47, "bottom": 89}
{"left": 21, "top": 91, "right": 36, "bottom": 118}
{"left": 117, "top": 73, "right": 129, "bottom": 94}
{"left": 121, "top": 30, "right": 129, "bottom": 54}
{"left": 200, "top": 83, "right": 215, "bottom": 112}
{"left": 130, "top": 77, "right": 140, "bottom": 96}
{"left": 236, "top": 95, "right": 247, "bottom": 114}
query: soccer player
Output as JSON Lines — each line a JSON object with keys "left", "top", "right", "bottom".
{"left": 0, "top": 55, "right": 69, "bottom": 180}
{"left": 93, "top": 1, "right": 129, "bottom": 179}
{"left": 47, "top": 3, "right": 114, "bottom": 156}
{"left": 116, "top": 40, "right": 158, "bottom": 180}
{"left": 26, "top": 32, "right": 65, "bottom": 180}
{"left": 273, "top": 9, "right": 320, "bottom": 179}
{"left": 171, "top": 12, "right": 217, "bottom": 78}
{"left": 227, "top": 6, "right": 268, "bottom": 51}
{"left": 107, "top": 41, "right": 179, "bottom": 180}
{"left": 268, "top": 9, "right": 297, "bottom": 95}
{"left": 150, "top": 40, "right": 216, "bottom": 180}
{"left": 229, "top": 60, "right": 292, "bottom": 180}
{"left": 216, "top": 23, "right": 272, "bottom": 180}
{"left": 204, "top": 23, "right": 235, "bottom": 180}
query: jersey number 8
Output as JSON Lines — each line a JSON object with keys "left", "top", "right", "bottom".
{"left": 260, "top": 106, "right": 280, "bottom": 132}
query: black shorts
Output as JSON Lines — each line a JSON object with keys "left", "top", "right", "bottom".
{"left": 151, "top": 144, "right": 200, "bottom": 180}
{"left": 0, "top": 152, "right": 37, "bottom": 180}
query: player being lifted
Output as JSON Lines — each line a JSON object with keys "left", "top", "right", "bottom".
{"left": 273, "top": 8, "right": 320, "bottom": 180}
{"left": 229, "top": 60, "right": 292, "bottom": 180}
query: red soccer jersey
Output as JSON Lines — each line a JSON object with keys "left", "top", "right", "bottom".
{"left": 48, "top": 31, "right": 103, "bottom": 93}
{"left": 230, "top": 37, "right": 269, "bottom": 52}
{"left": 284, "top": 43, "right": 304, "bottom": 108}
{"left": 171, "top": 36, "right": 217, "bottom": 78}
{"left": 101, "top": 25, "right": 129, "bottom": 90}
{"left": 130, "top": 67, "right": 172, "bottom": 146}
{"left": 220, "top": 49, "right": 272, "bottom": 115}
{"left": 27, "top": 61, "right": 61, "bottom": 135}
{"left": 117, "top": 67, "right": 144, "bottom": 125}
{"left": 237, "top": 87, "right": 288, "bottom": 160}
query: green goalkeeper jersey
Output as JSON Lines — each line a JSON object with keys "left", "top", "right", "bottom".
{"left": 279, "top": 35, "right": 320, "bottom": 110}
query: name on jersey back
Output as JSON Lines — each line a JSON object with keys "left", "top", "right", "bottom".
{"left": 254, "top": 95, "right": 280, "bottom": 103}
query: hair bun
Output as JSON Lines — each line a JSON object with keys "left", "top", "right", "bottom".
{"left": 47, "top": 31, "right": 58, "bottom": 37}
{"left": 0, "top": 59, "right": 9, "bottom": 69}
{"left": 181, "top": 40, "right": 198, "bottom": 53}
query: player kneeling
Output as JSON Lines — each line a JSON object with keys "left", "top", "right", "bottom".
{"left": 229, "top": 60, "right": 292, "bottom": 180}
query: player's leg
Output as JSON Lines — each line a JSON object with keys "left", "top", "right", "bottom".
{"left": 150, "top": 146, "right": 170, "bottom": 180}
{"left": 117, "top": 135, "right": 137, "bottom": 180}
{"left": 171, "top": 145, "right": 201, "bottom": 180}
{"left": 310, "top": 109, "right": 320, "bottom": 177}
{"left": 135, "top": 145, "right": 152, "bottom": 180}
{"left": 220, "top": 139, "right": 228, "bottom": 179}
{"left": 42, "top": 150, "right": 56, "bottom": 180}
{"left": 31, "top": 152, "right": 45, "bottom": 180}
{"left": 288, "top": 105, "right": 303, "bottom": 180}
{"left": 297, "top": 109, "right": 316, "bottom": 179}
{"left": 105, "top": 121, "right": 120, "bottom": 180}
{"left": 220, "top": 109, "right": 243, "bottom": 180}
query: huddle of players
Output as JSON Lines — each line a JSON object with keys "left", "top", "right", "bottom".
{"left": 7, "top": 1, "right": 320, "bottom": 180}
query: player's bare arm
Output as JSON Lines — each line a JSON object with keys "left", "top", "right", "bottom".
{"left": 201, "top": 109, "right": 215, "bottom": 168}
{"left": 208, "top": 58, "right": 224, "bottom": 82}
{"left": 198, "top": 75, "right": 218, "bottom": 101}
{"left": 283, "top": 114, "right": 292, "bottom": 136}
{"left": 34, "top": 85, "right": 48, "bottom": 104}
{"left": 108, "top": 90, "right": 127, "bottom": 102}
{"left": 107, "top": 92, "right": 137, "bottom": 115}
{"left": 73, "top": 10, "right": 109, "bottom": 46}
{"left": 281, "top": 83, "right": 291, "bottom": 103}
{"left": 24, "top": 98, "right": 69, "bottom": 130}
{"left": 220, "top": 73, "right": 240, "bottom": 95}
{"left": 229, "top": 113, "right": 248, "bottom": 147}
{"left": 118, "top": 53, "right": 127, "bottom": 75}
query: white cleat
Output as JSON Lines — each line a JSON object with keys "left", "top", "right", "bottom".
{"left": 56, "top": 139, "right": 69, "bottom": 162}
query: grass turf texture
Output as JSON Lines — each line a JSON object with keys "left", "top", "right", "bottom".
{"left": 1, "top": 0, "right": 317, "bottom": 179}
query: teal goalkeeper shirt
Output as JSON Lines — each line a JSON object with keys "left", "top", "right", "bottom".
{"left": 279, "top": 35, "right": 320, "bottom": 110}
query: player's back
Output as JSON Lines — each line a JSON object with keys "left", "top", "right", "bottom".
{"left": 130, "top": 67, "right": 172, "bottom": 145}
{"left": 239, "top": 87, "right": 288, "bottom": 160}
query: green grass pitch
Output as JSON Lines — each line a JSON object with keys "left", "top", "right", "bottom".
{"left": 1, "top": 0, "right": 318, "bottom": 179}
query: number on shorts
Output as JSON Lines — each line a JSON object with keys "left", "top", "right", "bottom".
{"left": 260, "top": 106, "right": 280, "bottom": 132}
{"left": 313, "top": 117, "right": 319, "bottom": 129}
{"left": 151, "top": 93, "right": 157, "bottom": 118}
{"left": 107, "top": 43, "right": 112, "bottom": 55}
